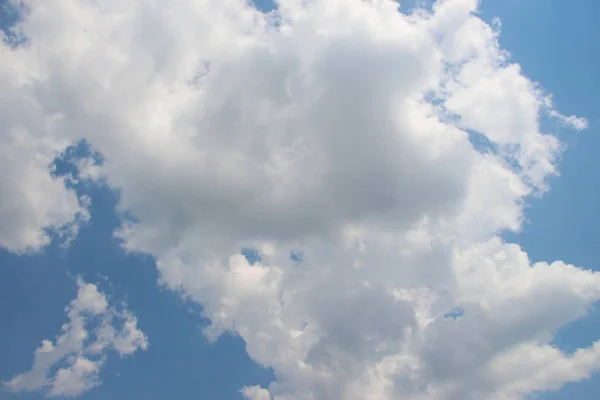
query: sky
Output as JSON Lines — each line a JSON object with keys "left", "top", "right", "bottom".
{"left": 0, "top": 0, "right": 599, "bottom": 399}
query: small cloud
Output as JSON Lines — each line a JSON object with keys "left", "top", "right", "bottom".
{"left": 2, "top": 278, "right": 148, "bottom": 397}
{"left": 544, "top": 95, "right": 588, "bottom": 130}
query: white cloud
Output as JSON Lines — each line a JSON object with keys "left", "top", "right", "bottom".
{"left": 1, "top": 0, "right": 596, "bottom": 399}
{"left": 3, "top": 278, "right": 148, "bottom": 397}
{"left": 544, "top": 95, "right": 589, "bottom": 131}
{"left": 243, "top": 385, "right": 273, "bottom": 400}
{"left": 0, "top": 33, "right": 90, "bottom": 254}
{"left": 0, "top": 128, "right": 90, "bottom": 253}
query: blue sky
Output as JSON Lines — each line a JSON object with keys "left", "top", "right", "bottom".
{"left": 1, "top": 0, "right": 599, "bottom": 399}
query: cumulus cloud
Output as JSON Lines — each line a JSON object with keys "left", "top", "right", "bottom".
{"left": 0, "top": 25, "right": 90, "bottom": 253}
{"left": 3, "top": 278, "right": 148, "bottom": 397}
{"left": 0, "top": 125, "right": 90, "bottom": 253}
{"left": 1, "top": 0, "right": 598, "bottom": 399}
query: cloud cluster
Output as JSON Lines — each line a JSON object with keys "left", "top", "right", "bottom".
{"left": 1, "top": 0, "right": 598, "bottom": 399}
{"left": 3, "top": 279, "right": 148, "bottom": 397}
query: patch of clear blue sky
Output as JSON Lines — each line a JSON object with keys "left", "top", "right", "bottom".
{"left": 1, "top": 0, "right": 599, "bottom": 399}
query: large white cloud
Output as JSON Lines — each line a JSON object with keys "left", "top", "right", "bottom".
{"left": 1, "top": 0, "right": 598, "bottom": 399}
{"left": 3, "top": 278, "right": 148, "bottom": 397}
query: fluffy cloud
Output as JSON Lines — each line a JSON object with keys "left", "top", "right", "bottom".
{"left": 1, "top": 0, "right": 598, "bottom": 399}
{"left": 0, "top": 25, "right": 90, "bottom": 253}
{"left": 3, "top": 278, "right": 148, "bottom": 397}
